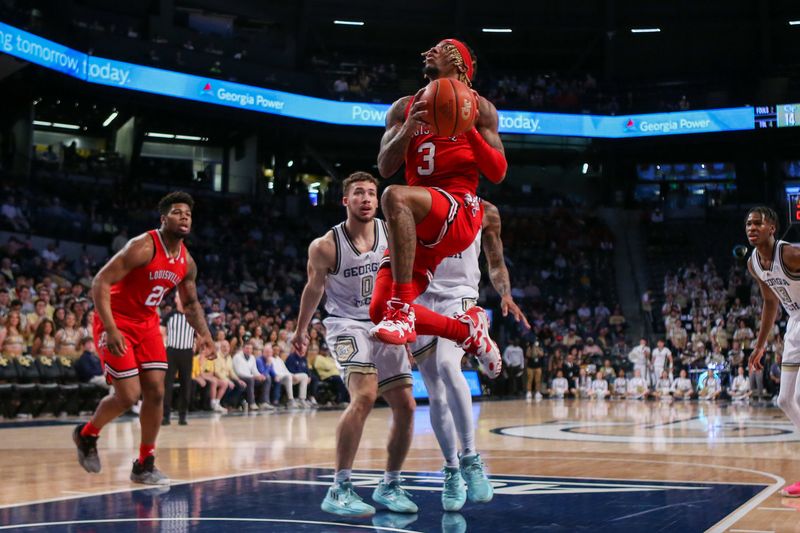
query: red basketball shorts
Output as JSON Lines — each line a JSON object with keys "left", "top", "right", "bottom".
{"left": 379, "top": 186, "right": 484, "bottom": 293}
{"left": 93, "top": 313, "right": 167, "bottom": 383}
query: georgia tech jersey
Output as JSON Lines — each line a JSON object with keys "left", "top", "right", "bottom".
{"left": 324, "top": 219, "right": 388, "bottom": 320}
{"left": 425, "top": 229, "right": 481, "bottom": 301}
{"left": 750, "top": 240, "right": 800, "bottom": 317}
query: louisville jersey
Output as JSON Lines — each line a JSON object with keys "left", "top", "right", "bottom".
{"left": 325, "top": 219, "right": 389, "bottom": 320}
{"left": 425, "top": 229, "right": 481, "bottom": 300}
{"left": 750, "top": 240, "right": 800, "bottom": 318}
{"left": 109, "top": 229, "right": 188, "bottom": 325}
{"left": 404, "top": 97, "right": 479, "bottom": 196}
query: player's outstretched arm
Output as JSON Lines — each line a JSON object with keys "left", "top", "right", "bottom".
{"left": 377, "top": 93, "right": 423, "bottom": 178}
{"left": 91, "top": 234, "right": 154, "bottom": 356}
{"left": 178, "top": 254, "right": 215, "bottom": 358}
{"left": 747, "top": 259, "right": 780, "bottom": 371}
{"left": 292, "top": 234, "right": 336, "bottom": 355}
{"left": 481, "top": 201, "right": 529, "bottom": 328}
{"left": 466, "top": 95, "right": 507, "bottom": 184}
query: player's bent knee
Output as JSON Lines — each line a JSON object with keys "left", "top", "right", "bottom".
{"left": 380, "top": 185, "right": 406, "bottom": 213}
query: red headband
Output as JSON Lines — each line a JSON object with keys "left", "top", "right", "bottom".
{"left": 442, "top": 38, "right": 473, "bottom": 81}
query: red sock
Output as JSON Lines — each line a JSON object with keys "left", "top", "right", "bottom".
{"left": 391, "top": 282, "right": 416, "bottom": 304}
{"left": 414, "top": 304, "right": 469, "bottom": 342}
{"left": 80, "top": 421, "right": 101, "bottom": 438}
{"left": 138, "top": 444, "right": 155, "bottom": 464}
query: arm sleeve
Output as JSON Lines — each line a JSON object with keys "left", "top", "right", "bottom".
{"left": 465, "top": 128, "right": 506, "bottom": 184}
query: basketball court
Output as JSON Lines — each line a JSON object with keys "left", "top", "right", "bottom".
{"left": 0, "top": 399, "right": 796, "bottom": 531}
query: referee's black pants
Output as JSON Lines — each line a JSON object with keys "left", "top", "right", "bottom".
{"left": 164, "top": 347, "right": 194, "bottom": 418}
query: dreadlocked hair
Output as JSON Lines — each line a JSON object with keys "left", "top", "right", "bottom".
{"left": 745, "top": 206, "right": 779, "bottom": 229}
{"left": 441, "top": 41, "right": 477, "bottom": 87}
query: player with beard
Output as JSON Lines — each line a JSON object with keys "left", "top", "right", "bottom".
{"left": 370, "top": 39, "right": 507, "bottom": 380}
{"left": 72, "top": 192, "right": 215, "bottom": 485}
{"left": 292, "top": 172, "right": 418, "bottom": 518}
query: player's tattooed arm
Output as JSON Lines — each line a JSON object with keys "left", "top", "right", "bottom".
{"left": 482, "top": 201, "right": 529, "bottom": 327}
{"left": 179, "top": 254, "right": 215, "bottom": 356}
{"left": 292, "top": 233, "right": 336, "bottom": 355}
{"left": 377, "top": 93, "right": 424, "bottom": 178}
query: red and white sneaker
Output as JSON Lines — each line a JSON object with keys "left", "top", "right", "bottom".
{"left": 781, "top": 481, "right": 800, "bottom": 497}
{"left": 370, "top": 299, "right": 417, "bottom": 345}
{"left": 456, "top": 306, "right": 502, "bottom": 379}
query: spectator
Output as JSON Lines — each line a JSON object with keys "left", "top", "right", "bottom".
{"left": 256, "top": 343, "right": 279, "bottom": 407}
{"left": 0, "top": 310, "right": 24, "bottom": 357}
{"left": 502, "top": 338, "right": 524, "bottom": 396}
{"left": 653, "top": 370, "right": 673, "bottom": 401}
{"left": 30, "top": 317, "right": 55, "bottom": 356}
{"left": 272, "top": 344, "right": 310, "bottom": 408}
{"left": 233, "top": 342, "right": 269, "bottom": 410}
{"left": 627, "top": 369, "right": 650, "bottom": 400}
{"left": 312, "top": 348, "right": 349, "bottom": 406}
{"left": 612, "top": 369, "right": 628, "bottom": 399}
{"left": 285, "top": 348, "right": 319, "bottom": 407}
{"left": 698, "top": 371, "right": 721, "bottom": 401}
{"left": 111, "top": 227, "right": 128, "bottom": 254}
{"left": 671, "top": 369, "right": 694, "bottom": 400}
{"left": 54, "top": 311, "right": 80, "bottom": 358}
{"left": 1, "top": 196, "right": 30, "bottom": 232}
{"left": 525, "top": 341, "right": 545, "bottom": 401}
{"left": 628, "top": 338, "right": 650, "bottom": 378}
{"left": 588, "top": 371, "right": 609, "bottom": 399}
{"left": 551, "top": 369, "right": 569, "bottom": 398}
{"left": 729, "top": 366, "right": 751, "bottom": 402}
{"left": 75, "top": 337, "right": 109, "bottom": 390}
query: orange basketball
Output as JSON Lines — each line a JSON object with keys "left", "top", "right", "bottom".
{"left": 420, "top": 78, "right": 478, "bottom": 137}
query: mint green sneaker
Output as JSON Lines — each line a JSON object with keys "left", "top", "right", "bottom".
{"left": 372, "top": 480, "right": 419, "bottom": 513}
{"left": 460, "top": 454, "right": 493, "bottom": 503}
{"left": 321, "top": 482, "right": 376, "bottom": 517}
{"left": 442, "top": 466, "right": 466, "bottom": 511}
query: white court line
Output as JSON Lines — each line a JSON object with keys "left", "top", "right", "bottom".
{"left": 0, "top": 517, "right": 421, "bottom": 532}
{"left": 0, "top": 463, "right": 325, "bottom": 510}
{"left": 469, "top": 454, "right": 784, "bottom": 533}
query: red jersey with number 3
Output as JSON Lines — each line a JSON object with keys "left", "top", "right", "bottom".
{"left": 109, "top": 230, "right": 187, "bottom": 326}
{"left": 403, "top": 97, "right": 479, "bottom": 196}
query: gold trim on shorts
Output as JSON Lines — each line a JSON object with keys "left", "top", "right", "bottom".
{"left": 411, "top": 339, "right": 438, "bottom": 363}
{"left": 378, "top": 373, "right": 413, "bottom": 395}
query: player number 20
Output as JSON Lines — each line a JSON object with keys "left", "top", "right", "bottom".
{"left": 145, "top": 286, "right": 168, "bottom": 307}
{"left": 417, "top": 142, "right": 435, "bottom": 176}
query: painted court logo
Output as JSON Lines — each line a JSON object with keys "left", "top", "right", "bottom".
{"left": 494, "top": 414, "right": 800, "bottom": 444}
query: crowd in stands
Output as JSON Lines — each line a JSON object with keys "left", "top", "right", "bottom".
{"left": 0, "top": 169, "right": 632, "bottom": 417}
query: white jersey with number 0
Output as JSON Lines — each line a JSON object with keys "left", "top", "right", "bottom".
{"left": 324, "top": 219, "right": 388, "bottom": 321}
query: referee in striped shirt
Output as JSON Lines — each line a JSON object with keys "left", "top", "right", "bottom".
{"left": 162, "top": 293, "right": 196, "bottom": 426}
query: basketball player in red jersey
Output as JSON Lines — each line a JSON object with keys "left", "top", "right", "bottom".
{"left": 370, "top": 39, "right": 507, "bottom": 377}
{"left": 73, "top": 192, "right": 215, "bottom": 484}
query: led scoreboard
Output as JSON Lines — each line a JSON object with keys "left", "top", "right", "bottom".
{"left": 755, "top": 104, "right": 800, "bottom": 129}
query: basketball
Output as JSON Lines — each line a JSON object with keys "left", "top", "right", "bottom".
{"left": 420, "top": 78, "right": 478, "bottom": 137}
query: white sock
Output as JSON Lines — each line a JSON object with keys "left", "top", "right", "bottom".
{"left": 417, "top": 353, "right": 460, "bottom": 468}
{"left": 777, "top": 370, "right": 800, "bottom": 428}
{"left": 334, "top": 469, "right": 351, "bottom": 484}
{"left": 439, "top": 339, "right": 476, "bottom": 455}
{"left": 211, "top": 399, "right": 218, "bottom": 407}
{"left": 383, "top": 470, "right": 401, "bottom": 484}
